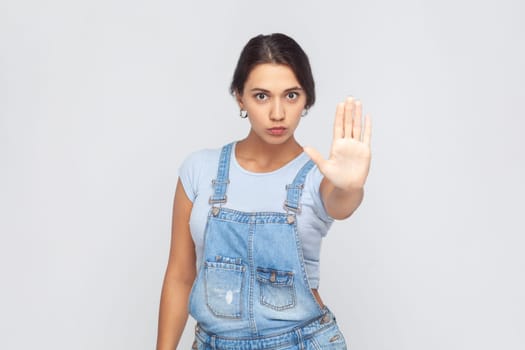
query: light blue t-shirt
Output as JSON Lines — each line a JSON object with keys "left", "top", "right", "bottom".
{"left": 178, "top": 142, "right": 334, "bottom": 289}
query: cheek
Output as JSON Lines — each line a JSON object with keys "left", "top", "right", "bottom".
{"left": 245, "top": 104, "right": 270, "bottom": 118}
{"left": 246, "top": 110, "right": 267, "bottom": 125}
{"left": 289, "top": 104, "right": 305, "bottom": 118}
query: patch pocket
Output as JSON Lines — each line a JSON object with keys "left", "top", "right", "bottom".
{"left": 204, "top": 256, "right": 245, "bottom": 318}
{"left": 256, "top": 267, "right": 295, "bottom": 310}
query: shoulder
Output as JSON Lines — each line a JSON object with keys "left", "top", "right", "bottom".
{"left": 304, "top": 162, "right": 324, "bottom": 189}
{"left": 178, "top": 146, "right": 223, "bottom": 202}
{"left": 304, "top": 161, "right": 334, "bottom": 223}
{"left": 180, "top": 147, "right": 221, "bottom": 170}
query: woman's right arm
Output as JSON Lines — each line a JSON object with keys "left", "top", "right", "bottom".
{"left": 156, "top": 178, "right": 196, "bottom": 350}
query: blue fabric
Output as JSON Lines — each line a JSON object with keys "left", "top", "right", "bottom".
{"left": 208, "top": 143, "right": 232, "bottom": 205}
{"left": 187, "top": 143, "right": 345, "bottom": 345}
{"left": 284, "top": 160, "right": 315, "bottom": 213}
{"left": 179, "top": 142, "right": 334, "bottom": 289}
{"left": 193, "top": 307, "right": 347, "bottom": 349}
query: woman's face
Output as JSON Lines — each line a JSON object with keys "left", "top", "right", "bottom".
{"left": 237, "top": 63, "right": 307, "bottom": 146}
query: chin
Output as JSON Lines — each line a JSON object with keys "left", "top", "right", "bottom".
{"left": 261, "top": 135, "right": 293, "bottom": 146}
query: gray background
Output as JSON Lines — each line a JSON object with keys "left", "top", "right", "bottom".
{"left": 2, "top": 0, "right": 524, "bottom": 349}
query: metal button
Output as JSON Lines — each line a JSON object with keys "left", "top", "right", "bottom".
{"left": 287, "top": 214, "right": 295, "bottom": 224}
{"left": 320, "top": 314, "right": 330, "bottom": 324}
{"left": 212, "top": 207, "right": 220, "bottom": 216}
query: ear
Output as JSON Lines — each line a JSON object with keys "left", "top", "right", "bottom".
{"left": 235, "top": 90, "right": 244, "bottom": 109}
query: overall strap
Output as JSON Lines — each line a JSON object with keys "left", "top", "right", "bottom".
{"left": 283, "top": 159, "right": 315, "bottom": 213}
{"left": 209, "top": 142, "right": 234, "bottom": 205}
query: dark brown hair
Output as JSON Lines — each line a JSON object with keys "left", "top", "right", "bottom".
{"left": 230, "top": 33, "right": 316, "bottom": 109}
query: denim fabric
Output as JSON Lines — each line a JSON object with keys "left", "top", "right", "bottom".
{"left": 178, "top": 143, "right": 334, "bottom": 289}
{"left": 188, "top": 142, "right": 347, "bottom": 347}
{"left": 192, "top": 308, "right": 347, "bottom": 350}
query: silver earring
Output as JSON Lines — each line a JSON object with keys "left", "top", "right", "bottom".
{"left": 240, "top": 109, "right": 248, "bottom": 118}
{"left": 301, "top": 109, "right": 308, "bottom": 117}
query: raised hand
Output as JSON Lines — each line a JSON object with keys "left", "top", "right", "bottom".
{"left": 304, "top": 97, "right": 372, "bottom": 191}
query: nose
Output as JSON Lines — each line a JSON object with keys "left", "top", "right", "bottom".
{"left": 270, "top": 99, "right": 285, "bottom": 121}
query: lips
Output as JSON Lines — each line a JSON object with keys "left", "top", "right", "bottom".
{"left": 267, "top": 127, "right": 287, "bottom": 136}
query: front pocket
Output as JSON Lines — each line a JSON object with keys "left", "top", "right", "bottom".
{"left": 204, "top": 256, "right": 245, "bottom": 318}
{"left": 256, "top": 267, "right": 296, "bottom": 310}
{"left": 310, "top": 322, "right": 347, "bottom": 350}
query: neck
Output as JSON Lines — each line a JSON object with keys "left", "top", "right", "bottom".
{"left": 235, "top": 130, "right": 303, "bottom": 172}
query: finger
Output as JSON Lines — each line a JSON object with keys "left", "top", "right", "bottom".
{"left": 333, "top": 102, "right": 344, "bottom": 140}
{"left": 344, "top": 97, "right": 355, "bottom": 138}
{"left": 353, "top": 100, "right": 362, "bottom": 141}
{"left": 363, "top": 114, "right": 372, "bottom": 146}
{"left": 303, "top": 146, "right": 327, "bottom": 171}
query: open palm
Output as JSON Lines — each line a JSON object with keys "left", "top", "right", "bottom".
{"left": 304, "top": 97, "right": 372, "bottom": 190}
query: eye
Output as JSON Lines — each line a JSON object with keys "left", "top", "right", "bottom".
{"left": 254, "top": 93, "right": 268, "bottom": 101}
{"left": 286, "top": 92, "right": 299, "bottom": 100}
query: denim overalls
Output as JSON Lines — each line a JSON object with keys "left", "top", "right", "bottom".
{"left": 189, "top": 143, "right": 347, "bottom": 350}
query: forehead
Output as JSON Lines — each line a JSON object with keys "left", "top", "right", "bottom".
{"left": 244, "top": 63, "right": 301, "bottom": 90}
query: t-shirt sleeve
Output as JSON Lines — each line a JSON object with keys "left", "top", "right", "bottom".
{"left": 178, "top": 151, "right": 202, "bottom": 203}
{"left": 308, "top": 166, "right": 334, "bottom": 224}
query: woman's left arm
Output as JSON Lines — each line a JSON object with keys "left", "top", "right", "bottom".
{"left": 304, "top": 97, "right": 372, "bottom": 220}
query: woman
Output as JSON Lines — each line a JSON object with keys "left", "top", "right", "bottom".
{"left": 157, "top": 33, "right": 371, "bottom": 350}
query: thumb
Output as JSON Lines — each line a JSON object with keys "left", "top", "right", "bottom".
{"left": 303, "top": 146, "right": 326, "bottom": 169}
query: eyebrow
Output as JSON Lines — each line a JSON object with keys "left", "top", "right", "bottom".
{"left": 249, "top": 86, "right": 303, "bottom": 93}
